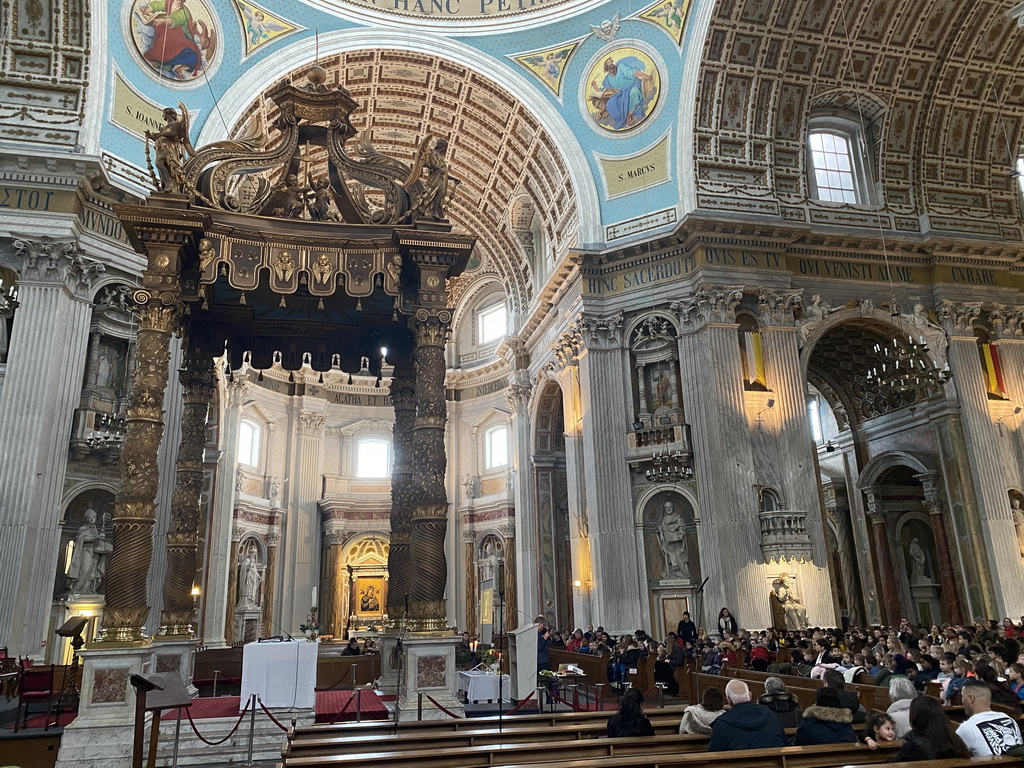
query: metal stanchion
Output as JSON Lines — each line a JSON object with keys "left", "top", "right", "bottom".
{"left": 594, "top": 683, "right": 605, "bottom": 711}
{"left": 656, "top": 682, "right": 666, "bottom": 708}
{"left": 212, "top": 670, "right": 219, "bottom": 699}
{"left": 569, "top": 683, "right": 579, "bottom": 710}
{"left": 171, "top": 708, "right": 183, "bottom": 768}
{"left": 246, "top": 694, "right": 256, "bottom": 766}
{"left": 417, "top": 692, "right": 423, "bottom": 721}
{"left": 535, "top": 687, "right": 546, "bottom": 714}
{"left": 356, "top": 687, "right": 362, "bottom": 723}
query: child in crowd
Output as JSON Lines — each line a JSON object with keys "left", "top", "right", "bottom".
{"left": 862, "top": 711, "right": 897, "bottom": 750}
{"left": 1008, "top": 663, "right": 1024, "bottom": 701}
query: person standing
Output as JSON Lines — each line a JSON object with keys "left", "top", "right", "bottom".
{"left": 717, "top": 608, "right": 738, "bottom": 637}
{"left": 677, "top": 611, "right": 698, "bottom": 645}
{"left": 956, "top": 680, "right": 1024, "bottom": 756}
{"left": 536, "top": 616, "right": 551, "bottom": 672}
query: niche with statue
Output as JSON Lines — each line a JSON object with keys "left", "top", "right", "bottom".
{"left": 642, "top": 491, "right": 698, "bottom": 585}
{"left": 56, "top": 489, "right": 115, "bottom": 598}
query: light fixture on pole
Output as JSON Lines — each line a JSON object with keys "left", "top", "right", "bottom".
{"left": 755, "top": 398, "right": 776, "bottom": 422}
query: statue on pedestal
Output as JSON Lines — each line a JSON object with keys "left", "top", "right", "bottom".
{"left": 405, "top": 137, "right": 456, "bottom": 221}
{"left": 145, "top": 105, "right": 194, "bottom": 193}
{"left": 907, "top": 537, "right": 930, "bottom": 584}
{"left": 772, "top": 574, "right": 808, "bottom": 630}
{"left": 66, "top": 506, "right": 112, "bottom": 594}
{"left": 1011, "top": 498, "right": 1024, "bottom": 561}
{"left": 658, "top": 499, "right": 688, "bottom": 577}
{"left": 238, "top": 546, "right": 262, "bottom": 609}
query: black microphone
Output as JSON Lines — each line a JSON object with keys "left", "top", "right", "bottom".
{"left": 696, "top": 577, "right": 710, "bottom": 594}
{"left": 262, "top": 614, "right": 295, "bottom": 642}
{"left": 497, "top": 563, "right": 506, "bottom": 598}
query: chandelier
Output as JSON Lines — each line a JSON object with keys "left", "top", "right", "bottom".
{"left": 87, "top": 412, "right": 127, "bottom": 451}
{"left": 644, "top": 449, "right": 693, "bottom": 483}
{"left": 864, "top": 329, "right": 951, "bottom": 399}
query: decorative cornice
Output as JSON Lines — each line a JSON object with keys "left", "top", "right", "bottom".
{"left": 989, "top": 304, "right": 1024, "bottom": 340}
{"left": 670, "top": 284, "right": 744, "bottom": 331}
{"left": 937, "top": 300, "right": 982, "bottom": 336}
{"left": 757, "top": 287, "right": 803, "bottom": 328}
{"left": 579, "top": 313, "right": 624, "bottom": 350}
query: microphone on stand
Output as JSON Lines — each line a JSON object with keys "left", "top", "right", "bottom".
{"left": 261, "top": 614, "right": 295, "bottom": 642}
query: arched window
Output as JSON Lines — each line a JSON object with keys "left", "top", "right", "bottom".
{"left": 759, "top": 488, "right": 781, "bottom": 513}
{"left": 808, "top": 130, "right": 860, "bottom": 203}
{"left": 478, "top": 302, "right": 508, "bottom": 345}
{"left": 484, "top": 425, "right": 509, "bottom": 470}
{"left": 238, "top": 420, "right": 261, "bottom": 467}
{"left": 356, "top": 439, "right": 391, "bottom": 478}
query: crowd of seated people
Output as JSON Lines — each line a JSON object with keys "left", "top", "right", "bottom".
{"left": 600, "top": 610, "right": 1024, "bottom": 759}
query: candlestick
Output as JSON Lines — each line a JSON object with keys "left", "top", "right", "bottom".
{"left": 312, "top": 586, "right": 318, "bottom": 608}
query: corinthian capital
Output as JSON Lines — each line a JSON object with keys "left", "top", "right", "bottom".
{"left": 937, "top": 300, "right": 982, "bottom": 336}
{"left": 989, "top": 304, "right": 1024, "bottom": 340}
{"left": 580, "top": 313, "right": 624, "bottom": 350}
{"left": 225, "top": 377, "right": 251, "bottom": 408}
{"left": 297, "top": 411, "right": 326, "bottom": 436}
{"left": 551, "top": 322, "right": 583, "bottom": 369}
{"left": 757, "top": 287, "right": 803, "bottom": 328}
{"left": 670, "top": 284, "right": 743, "bottom": 331}
{"left": 14, "top": 237, "right": 104, "bottom": 296}
{"left": 506, "top": 380, "right": 533, "bottom": 414}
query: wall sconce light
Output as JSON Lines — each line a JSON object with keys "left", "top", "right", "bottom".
{"left": 997, "top": 406, "right": 1023, "bottom": 426}
{"left": 190, "top": 586, "right": 201, "bottom": 598}
{"left": 632, "top": 419, "right": 644, "bottom": 431}
{"left": 824, "top": 440, "right": 837, "bottom": 453}
{"left": 573, "top": 579, "right": 582, "bottom": 588}
{"left": 756, "top": 398, "right": 776, "bottom": 423}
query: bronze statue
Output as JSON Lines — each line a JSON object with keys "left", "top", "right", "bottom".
{"left": 307, "top": 177, "right": 338, "bottom": 221}
{"left": 405, "top": 137, "right": 456, "bottom": 220}
{"left": 146, "top": 105, "right": 194, "bottom": 193}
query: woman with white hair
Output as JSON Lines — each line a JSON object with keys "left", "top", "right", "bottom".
{"left": 887, "top": 676, "right": 918, "bottom": 738}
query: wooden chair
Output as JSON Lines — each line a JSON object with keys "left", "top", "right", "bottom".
{"left": 14, "top": 665, "right": 55, "bottom": 731}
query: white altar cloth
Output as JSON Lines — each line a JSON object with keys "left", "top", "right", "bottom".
{"left": 457, "top": 670, "right": 511, "bottom": 703}
{"left": 240, "top": 640, "right": 317, "bottom": 710}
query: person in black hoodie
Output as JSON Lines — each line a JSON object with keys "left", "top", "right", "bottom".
{"left": 793, "top": 687, "right": 857, "bottom": 746}
{"left": 606, "top": 688, "right": 655, "bottom": 738}
{"left": 890, "top": 695, "right": 970, "bottom": 761}
{"left": 707, "top": 679, "right": 787, "bottom": 752}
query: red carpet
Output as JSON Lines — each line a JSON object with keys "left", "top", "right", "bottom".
{"left": 5, "top": 711, "right": 77, "bottom": 730}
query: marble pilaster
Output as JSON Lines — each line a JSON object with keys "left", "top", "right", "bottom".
{"left": 916, "top": 471, "right": 964, "bottom": 624}
{"left": 942, "top": 302, "right": 1024, "bottom": 617}
{"left": 672, "top": 288, "right": 761, "bottom": 629}
{"left": 262, "top": 531, "right": 280, "bottom": 638}
{"left": 507, "top": 374, "right": 538, "bottom": 627}
{"left": 200, "top": 377, "right": 247, "bottom": 647}
{"left": 321, "top": 531, "right": 346, "bottom": 638}
{"left": 0, "top": 239, "right": 98, "bottom": 655}
{"left": 282, "top": 407, "right": 326, "bottom": 632}
{"left": 864, "top": 490, "right": 901, "bottom": 625}
{"left": 575, "top": 314, "right": 643, "bottom": 633}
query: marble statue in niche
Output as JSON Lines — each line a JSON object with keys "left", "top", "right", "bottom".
{"left": 1010, "top": 496, "right": 1024, "bottom": 561}
{"left": 478, "top": 536, "right": 501, "bottom": 585}
{"left": 907, "top": 537, "right": 930, "bottom": 584}
{"left": 66, "top": 505, "right": 113, "bottom": 594}
{"left": 238, "top": 545, "right": 262, "bottom": 608}
{"left": 658, "top": 499, "right": 688, "bottom": 575}
{"left": 772, "top": 574, "right": 808, "bottom": 630}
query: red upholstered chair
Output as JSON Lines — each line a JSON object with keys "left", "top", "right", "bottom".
{"left": 15, "top": 666, "right": 55, "bottom": 731}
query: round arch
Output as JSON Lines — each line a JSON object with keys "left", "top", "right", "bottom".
{"left": 195, "top": 30, "right": 601, "bottom": 247}
{"left": 857, "top": 450, "right": 936, "bottom": 490}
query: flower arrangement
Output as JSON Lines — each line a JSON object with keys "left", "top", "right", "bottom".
{"left": 299, "top": 612, "right": 321, "bottom": 640}
{"left": 482, "top": 648, "right": 500, "bottom": 666}
{"left": 538, "top": 669, "right": 557, "bottom": 685}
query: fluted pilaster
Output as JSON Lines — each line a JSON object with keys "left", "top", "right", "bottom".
{"left": 262, "top": 532, "right": 280, "bottom": 638}
{"left": 944, "top": 311, "right": 1024, "bottom": 617}
{"left": 507, "top": 375, "right": 537, "bottom": 625}
{"left": 864, "top": 490, "right": 901, "bottom": 626}
{"left": 576, "top": 313, "right": 642, "bottom": 633}
{"left": 320, "top": 532, "right": 345, "bottom": 638}
{"left": 0, "top": 239, "right": 98, "bottom": 654}
{"left": 201, "top": 377, "right": 247, "bottom": 647}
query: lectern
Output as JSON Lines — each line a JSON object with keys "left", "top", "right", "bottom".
{"left": 508, "top": 623, "right": 538, "bottom": 701}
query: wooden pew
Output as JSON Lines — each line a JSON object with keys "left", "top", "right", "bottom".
{"left": 193, "top": 647, "right": 243, "bottom": 691}
{"left": 549, "top": 649, "right": 614, "bottom": 699}
{"left": 725, "top": 666, "right": 892, "bottom": 712}
{"left": 690, "top": 669, "right": 819, "bottom": 710}
{"left": 281, "top": 740, "right": 905, "bottom": 768}
{"left": 288, "top": 706, "right": 689, "bottom": 740}
{"left": 492, "top": 745, "right": 1018, "bottom": 768}
{"left": 315, "top": 653, "right": 381, "bottom": 690}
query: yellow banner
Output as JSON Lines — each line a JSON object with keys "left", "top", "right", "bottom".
{"left": 0, "top": 186, "right": 77, "bottom": 214}
{"left": 111, "top": 70, "right": 171, "bottom": 140}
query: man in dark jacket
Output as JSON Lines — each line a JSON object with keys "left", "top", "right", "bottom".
{"left": 823, "top": 669, "right": 866, "bottom": 723}
{"left": 707, "top": 680, "right": 787, "bottom": 752}
{"left": 677, "top": 612, "right": 698, "bottom": 645}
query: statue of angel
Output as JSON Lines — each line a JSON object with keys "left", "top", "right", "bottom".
{"left": 146, "top": 104, "right": 195, "bottom": 193}
{"left": 404, "top": 137, "right": 456, "bottom": 221}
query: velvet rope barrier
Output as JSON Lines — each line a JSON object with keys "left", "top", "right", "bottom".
{"left": 184, "top": 695, "right": 253, "bottom": 746}
{"left": 256, "top": 696, "right": 290, "bottom": 731}
{"left": 547, "top": 690, "right": 588, "bottom": 712}
{"left": 503, "top": 690, "right": 535, "bottom": 715}
{"left": 314, "top": 665, "right": 359, "bottom": 692}
{"left": 325, "top": 690, "right": 357, "bottom": 724}
{"left": 423, "top": 694, "right": 464, "bottom": 719}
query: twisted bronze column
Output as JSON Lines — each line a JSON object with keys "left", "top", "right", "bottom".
{"left": 158, "top": 342, "right": 215, "bottom": 637}
{"left": 387, "top": 367, "right": 416, "bottom": 624}
{"left": 101, "top": 293, "right": 182, "bottom": 642}
{"left": 409, "top": 308, "right": 452, "bottom": 631}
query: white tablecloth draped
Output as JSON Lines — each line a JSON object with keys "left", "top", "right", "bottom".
{"left": 457, "top": 670, "right": 511, "bottom": 703}
{"left": 241, "top": 640, "right": 317, "bottom": 710}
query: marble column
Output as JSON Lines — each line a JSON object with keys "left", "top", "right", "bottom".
{"left": 201, "top": 377, "right": 247, "bottom": 647}
{"left": 158, "top": 344, "right": 215, "bottom": 636}
{"left": 506, "top": 374, "right": 537, "bottom": 626}
{"left": 502, "top": 530, "right": 517, "bottom": 631}
{"left": 101, "top": 290, "right": 182, "bottom": 642}
{"left": 0, "top": 239, "right": 99, "bottom": 655}
{"left": 387, "top": 367, "right": 416, "bottom": 621}
{"left": 864, "top": 490, "right": 901, "bottom": 625}
{"left": 915, "top": 471, "right": 963, "bottom": 624}
{"left": 575, "top": 314, "right": 643, "bottom": 633}
{"left": 282, "top": 408, "right": 326, "bottom": 632}
{"left": 261, "top": 531, "right": 280, "bottom": 638}
{"left": 463, "top": 533, "right": 477, "bottom": 637}
{"left": 409, "top": 308, "right": 453, "bottom": 631}
{"left": 320, "top": 531, "right": 345, "bottom": 638}
{"left": 941, "top": 302, "right": 1024, "bottom": 617}
{"left": 672, "top": 290, "right": 761, "bottom": 629}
